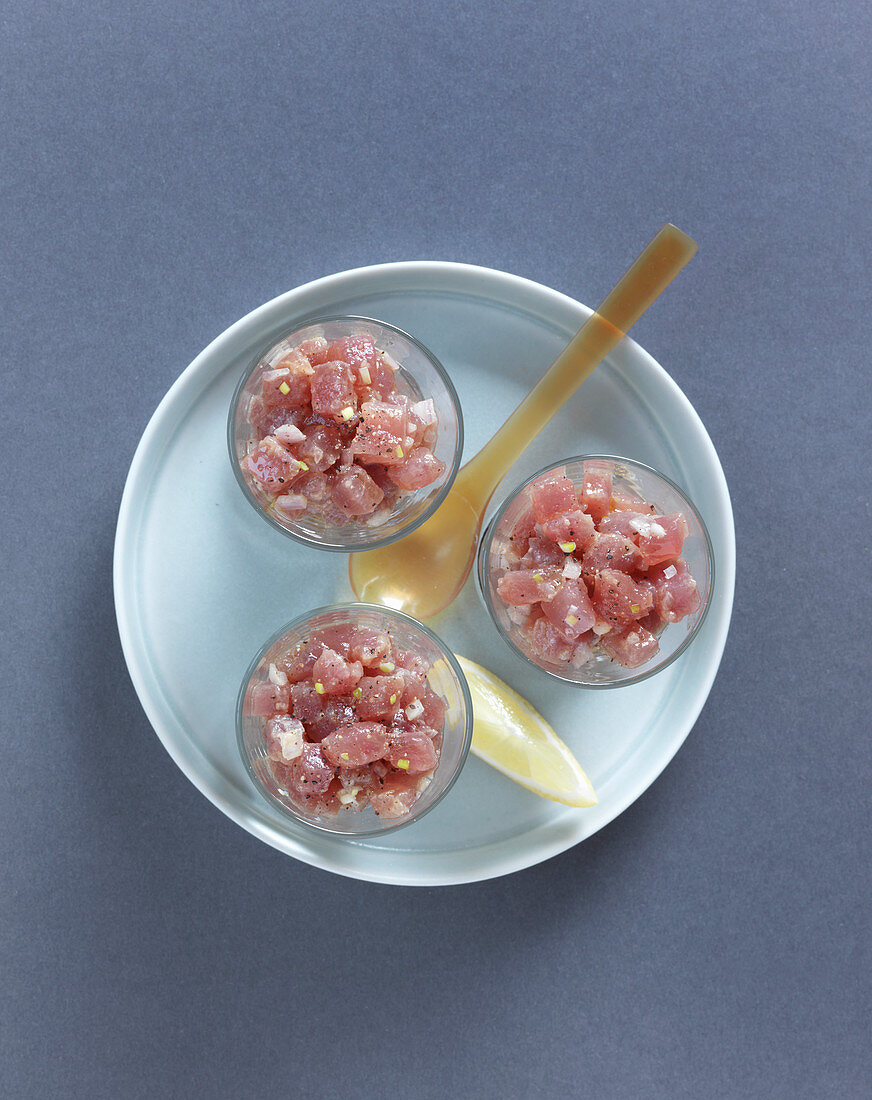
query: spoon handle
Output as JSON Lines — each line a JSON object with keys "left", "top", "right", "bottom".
{"left": 458, "top": 223, "right": 698, "bottom": 509}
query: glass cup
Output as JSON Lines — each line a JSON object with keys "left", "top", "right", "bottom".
{"left": 237, "top": 603, "right": 472, "bottom": 837}
{"left": 476, "top": 455, "right": 714, "bottom": 687}
{"left": 228, "top": 316, "right": 463, "bottom": 551}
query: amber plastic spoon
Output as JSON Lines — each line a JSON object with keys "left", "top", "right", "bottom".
{"left": 349, "top": 224, "right": 697, "bottom": 619}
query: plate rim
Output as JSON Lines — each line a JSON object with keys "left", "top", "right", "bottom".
{"left": 114, "top": 260, "right": 736, "bottom": 886}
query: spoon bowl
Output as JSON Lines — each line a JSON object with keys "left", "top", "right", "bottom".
{"left": 351, "top": 474, "right": 482, "bottom": 617}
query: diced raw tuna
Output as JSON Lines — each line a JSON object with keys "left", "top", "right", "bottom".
{"left": 418, "top": 687, "right": 446, "bottom": 729}
{"left": 393, "top": 649, "right": 430, "bottom": 680}
{"left": 268, "top": 759, "right": 295, "bottom": 792}
{"left": 408, "top": 399, "right": 438, "bottom": 447}
{"left": 311, "top": 648, "right": 364, "bottom": 695}
{"left": 581, "top": 532, "right": 645, "bottom": 578}
{"left": 304, "top": 695, "right": 359, "bottom": 742}
{"left": 280, "top": 639, "right": 323, "bottom": 682}
{"left": 396, "top": 671, "right": 426, "bottom": 707}
{"left": 511, "top": 507, "right": 537, "bottom": 541}
{"left": 528, "top": 616, "right": 574, "bottom": 663}
{"left": 597, "top": 511, "right": 651, "bottom": 538}
{"left": 265, "top": 715, "right": 305, "bottom": 761}
{"left": 325, "top": 694, "right": 359, "bottom": 726}
{"left": 630, "top": 512, "right": 689, "bottom": 567}
{"left": 385, "top": 730, "right": 438, "bottom": 774}
{"left": 592, "top": 569, "right": 655, "bottom": 627}
{"left": 518, "top": 608, "right": 541, "bottom": 636}
{"left": 387, "top": 447, "right": 445, "bottom": 491}
{"left": 289, "top": 775, "right": 344, "bottom": 816}
{"left": 293, "top": 470, "right": 329, "bottom": 503}
{"left": 354, "top": 674, "right": 404, "bottom": 721}
{"left": 249, "top": 680, "right": 291, "bottom": 715}
{"left": 248, "top": 397, "right": 302, "bottom": 438}
{"left": 637, "top": 609, "right": 664, "bottom": 635}
{"left": 649, "top": 558, "right": 700, "bottom": 622}
{"left": 507, "top": 507, "right": 537, "bottom": 557}
{"left": 600, "top": 624, "right": 660, "bottom": 668}
{"left": 610, "top": 492, "right": 655, "bottom": 514}
{"left": 321, "top": 722, "right": 389, "bottom": 766}
{"left": 394, "top": 683, "right": 445, "bottom": 731}
{"left": 521, "top": 537, "right": 565, "bottom": 570}
{"left": 542, "top": 578, "right": 596, "bottom": 640}
{"left": 579, "top": 461, "right": 613, "bottom": 523}
{"left": 245, "top": 436, "right": 303, "bottom": 496}
{"left": 262, "top": 351, "right": 312, "bottom": 407}
{"left": 311, "top": 624, "right": 354, "bottom": 655}
{"left": 326, "top": 334, "right": 378, "bottom": 368}
{"left": 260, "top": 367, "right": 304, "bottom": 408}
{"left": 274, "top": 423, "right": 306, "bottom": 447}
{"left": 530, "top": 473, "right": 576, "bottom": 523}
{"left": 285, "top": 743, "right": 335, "bottom": 796}
{"left": 570, "top": 634, "right": 595, "bottom": 667}
{"left": 362, "top": 463, "right": 399, "bottom": 501}
{"left": 298, "top": 337, "right": 329, "bottom": 365}
{"left": 537, "top": 509, "right": 596, "bottom": 549}
{"left": 338, "top": 765, "right": 379, "bottom": 791}
{"left": 335, "top": 784, "right": 370, "bottom": 811}
{"left": 352, "top": 400, "right": 409, "bottom": 465}
{"left": 330, "top": 465, "right": 384, "bottom": 517}
{"left": 366, "top": 354, "right": 397, "bottom": 399}
{"left": 332, "top": 769, "right": 373, "bottom": 810}
{"left": 348, "top": 628, "right": 392, "bottom": 666}
{"left": 290, "top": 681, "right": 324, "bottom": 724}
{"left": 370, "top": 771, "right": 421, "bottom": 818}
{"left": 273, "top": 493, "right": 307, "bottom": 520}
{"left": 497, "top": 567, "right": 563, "bottom": 606}
{"left": 379, "top": 389, "right": 414, "bottom": 415}
{"left": 297, "top": 423, "right": 342, "bottom": 473}
{"left": 272, "top": 768, "right": 336, "bottom": 815}
{"left": 317, "top": 498, "right": 356, "bottom": 527}
{"left": 310, "top": 360, "right": 358, "bottom": 424}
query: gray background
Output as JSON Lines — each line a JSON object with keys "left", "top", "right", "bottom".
{"left": 2, "top": 1, "right": 869, "bottom": 1097}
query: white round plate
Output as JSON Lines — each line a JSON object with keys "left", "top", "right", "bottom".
{"left": 114, "top": 262, "right": 735, "bottom": 886}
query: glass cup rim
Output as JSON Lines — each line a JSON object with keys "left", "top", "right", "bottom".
{"left": 235, "top": 601, "right": 474, "bottom": 838}
{"left": 227, "top": 314, "right": 465, "bottom": 552}
{"left": 476, "top": 454, "right": 716, "bottom": 689}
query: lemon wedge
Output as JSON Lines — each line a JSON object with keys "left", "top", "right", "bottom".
{"left": 456, "top": 656, "right": 597, "bottom": 808}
